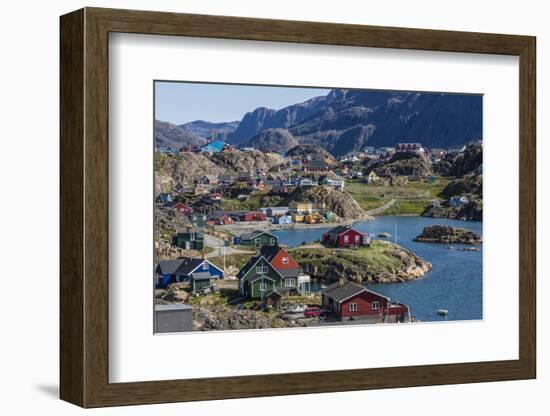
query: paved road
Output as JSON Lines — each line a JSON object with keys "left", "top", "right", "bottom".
{"left": 204, "top": 233, "right": 253, "bottom": 258}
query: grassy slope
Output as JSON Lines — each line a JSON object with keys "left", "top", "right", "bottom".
{"left": 346, "top": 177, "right": 451, "bottom": 215}
{"left": 289, "top": 241, "right": 404, "bottom": 276}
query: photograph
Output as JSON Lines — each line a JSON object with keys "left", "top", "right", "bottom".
{"left": 153, "top": 82, "right": 483, "bottom": 333}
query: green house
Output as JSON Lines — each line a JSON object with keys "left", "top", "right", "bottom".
{"left": 237, "top": 256, "right": 285, "bottom": 299}
{"left": 172, "top": 229, "right": 204, "bottom": 250}
{"left": 238, "top": 230, "right": 278, "bottom": 247}
{"left": 188, "top": 213, "right": 207, "bottom": 228}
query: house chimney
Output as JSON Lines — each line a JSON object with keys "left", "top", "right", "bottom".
{"left": 339, "top": 277, "right": 346, "bottom": 287}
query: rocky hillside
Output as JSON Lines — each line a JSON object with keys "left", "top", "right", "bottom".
{"left": 155, "top": 120, "right": 206, "bottom": 149}
{"left": 291, "top": 240, "right": 432, "bottom": 283}
{"left": 154, "top": 149, "right": 283, "bottom": 194}
{"left": 373, "top": 153, "right": 432, "bottom": 177}
{"left": 240, "top": 128, "right": 299, "bottom": 153}
{"left": 285, "top": 144, "right": 335, "bottom": 162}
{"left": 229, "top": 89, "right": 482, "bottom": 156}
{"left": 210, "top": 149, "right": 282, "bottom": 173}
{"left": 434, "top": 142, "right": 482, "bottom": 176}
{"left": 284, "top": 185, "right": 370, "bottom": 220}
{"left": 422, "top": 173, "right": 482, "bottom": 221}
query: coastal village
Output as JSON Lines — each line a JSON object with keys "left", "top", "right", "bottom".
{"left": 154, "top": 136, "right": 483, "bottom": 332}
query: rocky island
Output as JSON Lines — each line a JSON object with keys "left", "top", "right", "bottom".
{"left": 414, "top": 225, "right": 482, "bottom": 245}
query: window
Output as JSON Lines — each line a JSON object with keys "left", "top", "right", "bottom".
{"left": 284, "top": 278, "right": 296, "bottom": 287}
{"left": 259, "top": 282, "right": 267, "bottom": 292}
{"left": 270, "top": 238, "right": 275, "bottom": 245}
{"left": 343, "top": 235, "right": 349, "bottom": 243}
{"left": 355, "top": 235, "right": 360, "bottom": 242}
{"left": 282, "top": 257, "right": 289, "bottom": 264}
{"left": 349, "top": 303, "right": 358, "bottom": 312}
{"left": 202, "top": 263, "right": 208, "bottom": 270}
{"left": 256, "top": 265, "right": 268, "bottom": 274}
{"left": 372, "top": 301, "right": 380, "bottom": 310}
{"left": 255, "top": 238, "right": 260, "bottom": 244}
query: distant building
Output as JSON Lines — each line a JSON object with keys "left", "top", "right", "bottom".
{"left": 188, "top": 213, "right": 208, "bottom": 228}
{"left": 164, "top": 201, "right": 193, "bottom": 214}
{"left": 200, "top": 140, "right": 227, "bottom": 154}
{"left": 301, "top": 159, "right": 330, "bottom": 172}
{"left": 239, "top": 211, "right": 267, "bottom": 222}
{"left": 236, "top": 230, "right": 278, "bottom": 247}
{"left": 323, "top": 176, "right": 345, "bottom": 190}
{"left": 289, "top": 201, "right": 315, "bottom": 214}
{"left": 198, "top": 174, "right": 219, "bottom": 185}
{"left": 273, "top": 215, "right": 292, "bottom": 225}
{"left": 172, "top": 228, "right": 204, "bottom": 250}
{"left": 155, "top": 193, "right": 173, "bottom": 204}
{"left": 449, "top": 195, "right": 469, "bottom": 207}
{"left": 266, "top": 207, "right": 290, "bottom": 218}
{"left": 155, "top": 257, "right": 224, "bottom": 288}
{"left": 299, "top": 178, "right": 317, "bottom": 187}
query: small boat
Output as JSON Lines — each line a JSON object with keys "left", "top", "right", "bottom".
{"left": 436, "top": 309, "right": 449, "bottom": 316}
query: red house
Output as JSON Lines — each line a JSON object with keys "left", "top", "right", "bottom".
{"left": 165, "top": 201, "right": 193, "bottom": 215}
{"left": 217, "top": 214, "right": 234, "bottom": 225}
{"left": 321, "top": 280, "right": 391, "bottom": 321}
{"left": 322, "top": 225, "right": 369, "bottom": 248}
{"left": 240, "top": 211, "right": 267, "bottom": 222}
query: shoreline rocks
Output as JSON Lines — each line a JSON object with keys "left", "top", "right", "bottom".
{"left": 414, "top": 225, "right": 482, "bottom": 245}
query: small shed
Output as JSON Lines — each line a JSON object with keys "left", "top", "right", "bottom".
{"left": 154, "top": 304, "right": 193, "bottom": 333}
{"left": 264, "top": 290, "right": 283, "bottom": 310}
{"left": 190, "top": 272, "right": 212, "bottom": 294}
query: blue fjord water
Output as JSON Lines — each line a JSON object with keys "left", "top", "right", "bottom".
{"left": 272, "top": 216, "right": 483, "bottom": 322}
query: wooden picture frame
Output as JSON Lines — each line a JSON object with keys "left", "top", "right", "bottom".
{"left": 60, "top": 7, "right": 536, "bottom": 408}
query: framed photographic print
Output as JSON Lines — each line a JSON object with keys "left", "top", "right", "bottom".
{"left": 60, "top": 7, "right": 536, "bottom": 408}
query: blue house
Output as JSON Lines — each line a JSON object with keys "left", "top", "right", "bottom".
{"left": 155, "top": 257, "right": 224, "bottom": 288}
{"left": 200, "top": 140, "right": 227, "bottom": 154}
{"left": 155, "top": 193, "right": 173, "bottom": 204}
{"left": 274, "top": 215, "right": 293, "bottom": 225}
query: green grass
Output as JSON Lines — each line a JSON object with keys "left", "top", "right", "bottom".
{"left": 346, "top": 177, "right": 451, "bottom": 215}
{"left": 290, "top": 240, "right": 405, "bottom": 276}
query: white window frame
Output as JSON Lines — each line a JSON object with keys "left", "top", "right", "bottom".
{"left": 270, "top": 238, "right": 275, "bottom": 245}
{"left": 349, "top": 303, "right": 358, "bottom": 312}
{"left": 259, "top": 282, "right": 267, "bottom": 292}
{"left": 282, "top": 257, "right": 289, "bottom": 264}
{"left": 256, "top": 265, "right": 268, "bottom": 274}
{"left": 202, "top": 262, "right": 208, "bottom": 271}
{"left": 372, "top": 300, "right": 381, "bottom": 310}
{"left": 255, "top": 238, "right": 260, "bottom": 244}
{"left": 284, "top": 278, "right": 296, "bottom": 287}
{"left": 343, "top": 235, "right": 349, "bottom": 243}
{"left": 355, "top": 234, "right": 360, "bottom": 242}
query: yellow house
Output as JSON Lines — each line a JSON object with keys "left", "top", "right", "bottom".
{"left": 291, "top": 214, "right": 305, "bottom": 223}
{"left": 289, "top": 201, "right": 314, "bottom": 213}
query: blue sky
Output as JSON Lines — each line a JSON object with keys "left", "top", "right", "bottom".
{"left": 155, "top": 81, "right": 330, "bottom": 125}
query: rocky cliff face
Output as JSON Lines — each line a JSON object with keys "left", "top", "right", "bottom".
{"left": 284, "top": 185, "right": 370, "bottom": 220}
{"left": 230, "top": 89, "right": 482, "bottom": 156}
{"left": 373, "top": 153, "right": 432, "bottom": 177}
{"left": 434, "top": 142, "right": 482, "bottom": 176}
